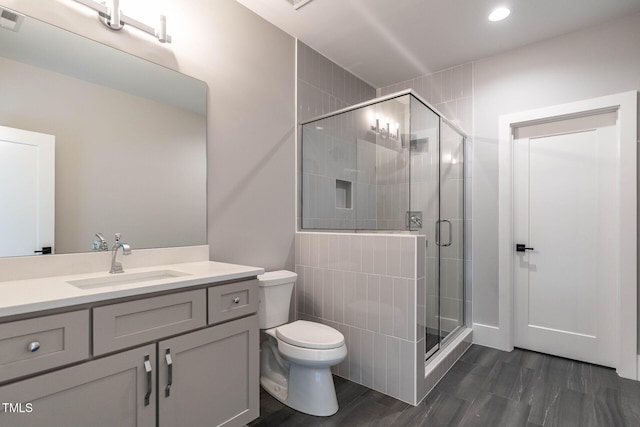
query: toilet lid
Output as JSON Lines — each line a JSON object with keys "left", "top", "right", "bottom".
{"left": 276, "top": 320, "right": 344, "bottom": 350}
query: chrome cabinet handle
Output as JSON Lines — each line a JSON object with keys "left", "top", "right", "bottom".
{"left": 144, "top": 355, "right": 152, "bottom": 406}
{"left": 165, "top": 349, "right": 173, "bottom": 397}
{"left": 233, "top": 296, "right": 240, "bottom": 304}
{"left": 27, "top": 341, "right": 40, "bottom": 352}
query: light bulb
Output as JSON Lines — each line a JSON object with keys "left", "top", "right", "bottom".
{"left": 488, "top": 7, "right": 510, "bottom": 22}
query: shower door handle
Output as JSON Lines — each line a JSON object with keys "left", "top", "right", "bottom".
{"left": 435, "top": 220, "right": 452, "bottom": 247}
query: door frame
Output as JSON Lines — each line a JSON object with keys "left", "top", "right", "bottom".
{"left": 0, "top": 125, "right": 55, "bottom": 256}
{"left": 497, "top": 91, "right": 638, "bottom": 380}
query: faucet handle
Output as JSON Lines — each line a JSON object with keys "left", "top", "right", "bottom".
{"left": 115, "top": 233, "right": 121, "bottom": 242}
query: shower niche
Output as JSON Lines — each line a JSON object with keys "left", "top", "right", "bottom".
{"left": 335, "top": 179, "right": 352, "bottom": 209}
{"left": 297, "top": 90, "right": 469, "bottom": 404}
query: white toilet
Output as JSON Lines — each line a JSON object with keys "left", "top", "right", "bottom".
{"left": 258, "top": 270, "right": 347, "bottom": 416}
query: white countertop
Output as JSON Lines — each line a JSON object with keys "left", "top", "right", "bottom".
{"left": 0, "top": 261, "right": 264, "bottom": 318}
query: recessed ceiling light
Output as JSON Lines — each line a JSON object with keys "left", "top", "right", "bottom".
{"left": 488, "top": 7, "right": 511, "bottom": 22}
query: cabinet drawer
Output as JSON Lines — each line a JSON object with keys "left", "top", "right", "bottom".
{"left": 0, "top": 310, "right": 89, "bottom": 383}
{"left": 208, "top": 280, "right": 258, "bottom": 324}
{"left": 93, "top": 289, "right": 206, "bottom": 356}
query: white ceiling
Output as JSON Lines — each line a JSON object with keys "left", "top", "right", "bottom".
{"left": 236, "top": 0, "right": 640, "bottom": 88}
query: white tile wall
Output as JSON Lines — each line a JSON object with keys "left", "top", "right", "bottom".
{"left": 361, "top": 330, "right": 374, "bottom": 388}
{"left": 386, "top": 336, "right": 401, "bottom": 397}
{"left": 296, "top": 232, "right": 421, "bottom": 404}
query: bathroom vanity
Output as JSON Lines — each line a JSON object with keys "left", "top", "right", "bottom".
{"left": 0, "top": 261, "right": 262, "bottom": 427}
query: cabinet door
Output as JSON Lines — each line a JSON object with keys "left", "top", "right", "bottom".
{"left": 0, "top": 344, "right": 156, "bottom": 427}
{"left": 158, "top": 315, "right": 259, "bottom": 427}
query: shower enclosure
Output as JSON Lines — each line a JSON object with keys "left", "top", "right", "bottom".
{"left": 300, "top": 90, "right": 466, "bottom": 361}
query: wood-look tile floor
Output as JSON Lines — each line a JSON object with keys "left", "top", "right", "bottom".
{"left": 248, "top": 345, "right": 640, "bottom": 427}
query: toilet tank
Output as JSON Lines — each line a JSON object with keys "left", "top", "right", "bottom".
{"left": 257, "top": 270, "right": 296, "bottom": 329}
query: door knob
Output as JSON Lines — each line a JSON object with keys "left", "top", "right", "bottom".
{"left": 516, "top": 244, "right": 534, "bottom": 252}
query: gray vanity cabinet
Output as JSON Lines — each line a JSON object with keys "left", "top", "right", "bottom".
{"left": 158, "top": 314, "right": 259, "bottom": 427}
{"left": 0, "top": 344, "right": 156, "bottom": 427}
{"left": 0, "top": 279, "right": 260, "bottom": 427}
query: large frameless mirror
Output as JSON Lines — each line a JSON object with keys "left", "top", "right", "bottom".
{"left": 0, "top": 6, "right": 207, "bottom": 257}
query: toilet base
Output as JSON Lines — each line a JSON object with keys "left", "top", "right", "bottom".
{"left": 260, "top": 375, "right": 288, "bottom": 403}
{"left": 260, "top": 365, "right": 339, "bottom": 417}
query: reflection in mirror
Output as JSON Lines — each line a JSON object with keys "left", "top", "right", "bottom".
{"left": 0, "top": 6, "right": 207, "bottom": 257}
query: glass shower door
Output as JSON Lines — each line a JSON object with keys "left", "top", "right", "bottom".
{"left": 439, "top": 120, "right": 465, "bottom": 344}
{"left": 410, "top": 96, "right": 465, "bottom": 360}
{"left": 409, "top": 96, "right": 440, "bottom": 357}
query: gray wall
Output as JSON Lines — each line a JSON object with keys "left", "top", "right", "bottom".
{"left": 472, "top": 13, "right": 640, "bottom": 344}
{"left": 4, "top": 0, "right": 297, "bottom": 271}
{"left": 203, "top": 2, "right": 295, "bottom": 271}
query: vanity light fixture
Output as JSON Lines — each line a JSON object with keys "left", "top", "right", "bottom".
{"left": 71, "top": 0, "right": 171, "bottom": 43}
{"left": 488, "top": 6, "right": 511, "bottom": 22}
{"left": 369, "top": 113, "right": 400, "bottom": 141}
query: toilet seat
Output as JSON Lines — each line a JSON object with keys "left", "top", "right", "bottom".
{"left": 276, "top": 320, "right": 344, "bottom": 349}
{"left": 276, "top": 336, "right": 347, "bottom": 367}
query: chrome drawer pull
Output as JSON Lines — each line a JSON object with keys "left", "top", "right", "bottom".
{"left": 233, "top": 297, "right": 240, "bottom": 304}
{"left": 27, "top": 341, "right": 40, "bottom": 352}
{"left": 165, "top": 349, "right": 173, "bottom": 397}
{"left": 144, "top": 355, "right": 152, "bottom": 406}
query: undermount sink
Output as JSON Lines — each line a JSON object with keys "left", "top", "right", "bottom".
{"left": 67, "top": 270, "right": 190, "bottom": 290}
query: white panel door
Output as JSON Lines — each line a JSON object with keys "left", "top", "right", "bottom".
{"left": 0, "top": 125, "right": 55, "bottom": 257}
{"left": 513, "top": 111, "right": 618, "bottom": 367}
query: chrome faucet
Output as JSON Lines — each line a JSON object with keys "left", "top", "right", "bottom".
{"left": 95, "top": 233, "right": 109, "bottom": 251}
{"left": 109, "top": 233, "right": 131, "bottom": 274}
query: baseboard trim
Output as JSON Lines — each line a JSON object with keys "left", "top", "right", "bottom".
{"left": 472, "top": 322, "right": 510, "bottom": 351}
